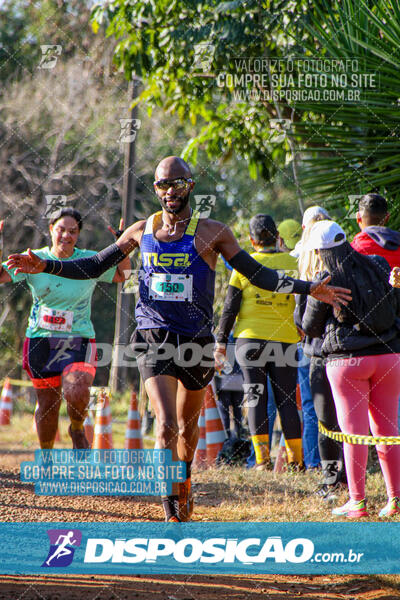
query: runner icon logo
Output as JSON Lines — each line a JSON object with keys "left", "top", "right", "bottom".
{"left": 194, "top": 195, "right": 216, "bottom": 218}
{"left": 192, "top": 43, "right": 215, "bottom": 72}
{"left": 44, "top": 195, "right": 67, "bottom": 219}
{"left": 345, "top": 195, "right": 363, "bottom": 220}
{"left": 38, "top": 45, "right": 62, "bottom": 69}
{"left": 42, "top": 529, "right": 82, "bottom": 568}
{"left": 242, "top": 383, "right": 264, "bottom": 408}
{"left": 119, "top": 119, "right": 141, "bottom": 143}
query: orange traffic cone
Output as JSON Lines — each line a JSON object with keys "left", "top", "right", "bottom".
{"left": 125, "top": 391, "right": 143, "bottom": 449}
{"left": 193, "top": 405, "right": 207, "bottom": 470}
{"left": 205, "top": 384, "right": 226, "bottom": 466}
{"left": 0, "top": 378, "right": 13, "bottom": 425}
{"left": 84, "top": 413, "right": 94, "bottom": 448}
{"left": 92, "top": 390, "right": 113, "bottom": 449}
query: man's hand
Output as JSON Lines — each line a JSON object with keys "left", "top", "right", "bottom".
{"left": 310, "top": 276, "right": 352, "bottom": 309}
{"left": 213, "top": 342, "right": 227, "bottom": 374}
{"left": 390, "top": 267, "right": 400, "bottom": 288}
{"left": 296, "top": 326, "right": 305, "bottom": 341}
{"left": 109, "top": 219, "right": 131, "bottom": 283}
{"left": 6, "top": 249, "right": 46, "bottom": 275}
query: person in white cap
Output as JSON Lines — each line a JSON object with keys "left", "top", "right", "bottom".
{"left": 291, "top": 206, "right": 330, "bottom": 259}
{"left": 296, "top": 213, "right": 347, "bottom": 501}
{"left": 302, "top": 206, "right": 330, "bottom": 229}
{"left": 301, "top": 220, "right": 400, "bottom": 519}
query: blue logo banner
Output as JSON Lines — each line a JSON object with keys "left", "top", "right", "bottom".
{"left": 1, "top": 522, "right": 400, "bottom": 575}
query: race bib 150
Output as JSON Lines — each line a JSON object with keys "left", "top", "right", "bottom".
{"left": 149, "top": 273, "right": 193, "bottom": 302}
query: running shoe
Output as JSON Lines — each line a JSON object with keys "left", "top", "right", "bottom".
{"left": 315, "top": 483, "right": 330, "bottom": 498}
{"left": 332, "top": 498, "right": 368, "bottom": 518}
{"left": 256, "top": 460, "right": 274, "bottom": 471}
{"left": 68, "top": 425, "right": 89, "bottom": 449}
{"left": 324, "top": 482, "right": 347, "bottom": 502}
{"left": 178, "top": 478, "right": 194, "bottom": 521}
{"left": 314, "top": 483, "right": 331, "bottom": 500}
{"left": 287, "top": 462, "right": 306, "bottom": 474}
{"left": 379, "top": 497, "right": 400, "bottom": 518}
{"left": 166, "top": 516, "right": 181, "bottom": 523}
{"left": 315, "top": 482, "right": 346, "bottom": 502}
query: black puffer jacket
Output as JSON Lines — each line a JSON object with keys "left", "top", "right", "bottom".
{"left": 301, "top": 257, "right": 400, "bottom": 358}
{"left": 294, "top": 293, "right": 323, "bottom": 357}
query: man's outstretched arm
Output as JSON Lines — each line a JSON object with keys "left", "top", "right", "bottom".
{"left": 214, "top": 223, "right": 352, "bottom": 309}
{"left": 6, "top": 222, "right": 143, "bottom": 279}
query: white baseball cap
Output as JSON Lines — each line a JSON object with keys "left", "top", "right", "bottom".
{"left": 305, "top": 220, "right": 346, "bottom": 251}
{"left": 302, "top": 205, "right": 330, "bottom": 228}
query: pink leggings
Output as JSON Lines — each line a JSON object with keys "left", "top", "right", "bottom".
{"left": 326, "top": 354, "right": 400, "bottom": 501}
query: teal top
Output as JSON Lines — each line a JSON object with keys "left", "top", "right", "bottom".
{"left": 3, "top": 247, "right": 116, "bottom": 338}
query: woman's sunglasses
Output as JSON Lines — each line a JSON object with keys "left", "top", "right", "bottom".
{"left": 154, "top": 177, "right": 193, "bottom": 192}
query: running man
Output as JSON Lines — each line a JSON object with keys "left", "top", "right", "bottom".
{"left": 0, "top": 208, "right": 130, "bottom": 450}
{"left": 7, "top": 157, "right": 351, "bottom": 521}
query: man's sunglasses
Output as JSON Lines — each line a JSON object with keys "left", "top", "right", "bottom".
{"left": 154, "top": 177, "right": 193, "bottom": 191}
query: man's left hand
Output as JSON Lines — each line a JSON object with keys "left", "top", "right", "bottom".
{"left": 310, "top": 276, "right": 352, "bottom": 309}
{"left": 390, "top": 267, "right": 400, "bottom": 288}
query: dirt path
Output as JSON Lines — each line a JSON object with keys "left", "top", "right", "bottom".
{"left": 0, "top": 450, "right": 399, "bottom": 599}
{"left": 0, "top": 573, "right": 398, "bottom": 600}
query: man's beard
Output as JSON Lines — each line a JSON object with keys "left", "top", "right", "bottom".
{"left": 157, "top": 191, "right": 191, "bottom": 214}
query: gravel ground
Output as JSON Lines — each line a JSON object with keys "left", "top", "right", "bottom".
{"left": 0, "top": 449, "right": 399, "bottom": 599}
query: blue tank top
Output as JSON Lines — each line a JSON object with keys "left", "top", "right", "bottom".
{"left": 135, "top": 211, "right": 216, "bottom": 337}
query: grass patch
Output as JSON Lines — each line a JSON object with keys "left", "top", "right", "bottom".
{"left": 193, "top": 464, "right": 394, "bottom": 522}
{"left": 0, "top": 413, "right": 151, "bottom": 450}
{"left": 1, "top": 414, "right": 397, "bottom": 523}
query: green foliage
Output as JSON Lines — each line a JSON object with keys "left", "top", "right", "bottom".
{"left": 0, "top": 0, "right": 299, "bottom": 381}
{"left": 0, "top": 0, "right": 107, "bottom": 84}
{"left": 91, "top": 0, "right": 313, "bottom": 184}
{"left": 93, "top": 0, "right": 400, "bottom": 233}
{"left": 0, "top": 1, "right": 36, "bottom": 81}
{"left": 291, "top": 0, "right": 400, "bottom": 232}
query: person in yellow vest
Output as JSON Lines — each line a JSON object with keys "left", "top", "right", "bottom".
{"left": 215, "top": 214, "right": 303, "bottom": 470}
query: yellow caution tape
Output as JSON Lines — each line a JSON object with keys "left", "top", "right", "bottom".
{"left": 319, "top": 422, "right": 400, "bottom": 445}
{"left": 0, "top": 378, "right": 33, "bottom": 387}
{"left": 0, "top": 381, "right": 111, "bottom": 391}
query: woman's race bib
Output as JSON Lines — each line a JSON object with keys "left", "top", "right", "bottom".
{"left": 38, "top": 306, "right": 74, "bottom": 332}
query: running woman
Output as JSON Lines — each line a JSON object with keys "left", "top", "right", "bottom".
{"left": 0, "top": 208, "right": 130, "bottom": 449}
{"left": 7, "top": 157, "right": 351, "bottom": 521}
